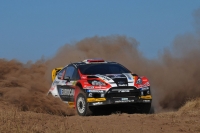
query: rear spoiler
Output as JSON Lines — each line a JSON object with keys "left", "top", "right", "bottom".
{"left": 52, "top": 67, "right": 63, "bottom": 81}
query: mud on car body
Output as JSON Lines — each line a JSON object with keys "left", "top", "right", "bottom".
{"left": 48, "top": 59, "right": 152, "bottom": 116}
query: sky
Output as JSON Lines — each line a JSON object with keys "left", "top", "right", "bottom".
{"left": 0, "top": 1, "right": 200, "bottom": 63}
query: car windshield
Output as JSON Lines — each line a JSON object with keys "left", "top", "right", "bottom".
{"left": 78, "top": 63, "right": 131, "bottom": 75}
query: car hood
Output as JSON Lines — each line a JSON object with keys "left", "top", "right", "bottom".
{"left": 90, "top": 73, "right": 135, "bottom": 85}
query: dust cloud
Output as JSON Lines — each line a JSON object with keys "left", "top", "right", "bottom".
{"left": 0, "top": 59, "right": 75, "bottom": 116}
{"left": 46, "top": 33, "right": 200, "bottom": 112}
{"left": 1, "top": 9, "right": 200, "bottom": 114}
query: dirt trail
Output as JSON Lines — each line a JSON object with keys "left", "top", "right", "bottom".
{"left": 0, "top": 99, "right": 199, "bottom": 133}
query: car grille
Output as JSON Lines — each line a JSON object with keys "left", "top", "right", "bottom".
{"left": 105, "top": 87, "right": 141, "bottom": 98}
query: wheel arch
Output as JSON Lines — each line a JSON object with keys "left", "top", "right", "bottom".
{"left": 74, "top": 82, "right": 85, "bottom": 109}
{"left": 76, "top": 82, "right": 83, "bottom": 89}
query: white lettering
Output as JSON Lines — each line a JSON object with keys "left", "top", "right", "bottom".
{"left": 118, "top": 84, "right": 127, "bottom": 86}
{"left": 93, "top": 102, "right": 103, "bottom": 105}
{"left": 60, "top": 89, "right": 74, "bottom": 96}
{"left": 143, "top": 100, "right": 150, "bottom": 103}
{"left": 112, "top": 89, "right": 133, "bottom": 92}
{"left": 115, "top": 100, "right": 134, "bottom": 103}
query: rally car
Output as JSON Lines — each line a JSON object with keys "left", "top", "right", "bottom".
{"left": 48, "top": 59, "right": 152, "bottom": 116}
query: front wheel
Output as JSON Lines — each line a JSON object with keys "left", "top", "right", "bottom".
{"left": 76, "top": 92, "right": 93, "bottom": 116}
{"left": 139, "top": 103, "right": 151, "bottom": 114}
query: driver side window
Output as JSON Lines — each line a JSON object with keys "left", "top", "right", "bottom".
{"left": 57, "top": 68, "right": 65, "bottom": 79}
{"left": 65, "top": 66, "right": 75, "bottom": 80}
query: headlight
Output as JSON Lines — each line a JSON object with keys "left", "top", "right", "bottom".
{"left": 136, "top": 78, "right": 142, "bottom": 84}
{"left": 88, "top": 80, "right": 106, "bottom": 86}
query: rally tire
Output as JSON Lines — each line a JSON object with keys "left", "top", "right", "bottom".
{"left": 76, "top": 92, "right": 93, "bottom": 116}
{"left": 139, "top": 103, "right": 151, "bottom": 114}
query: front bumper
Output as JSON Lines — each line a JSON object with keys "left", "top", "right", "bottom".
{"left": 87, "top": 95, "right": 152, "bottom": 106}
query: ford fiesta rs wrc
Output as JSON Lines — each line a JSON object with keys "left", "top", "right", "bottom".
{"left": 48, "top": 59, "right": 152, "bottom": 116}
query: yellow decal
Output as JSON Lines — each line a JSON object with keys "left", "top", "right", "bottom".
{"left": 68, "top": 102, "right": 75, "bottom": 108}
{"left": 87, "top": 98, "right": 106, "bottom": 102}
{"left": 72, "top": 81, "right": 77, "bottom": 86}
{"left": 140, "top": 95, "right": 152, "bottom": 99}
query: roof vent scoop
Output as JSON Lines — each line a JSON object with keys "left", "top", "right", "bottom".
{"left": 82, "top": 59, "right": 106, "bottom": 63}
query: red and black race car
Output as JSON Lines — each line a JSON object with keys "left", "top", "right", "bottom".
{"left": 48, "top": 59, "right": 152, "bottom": 116}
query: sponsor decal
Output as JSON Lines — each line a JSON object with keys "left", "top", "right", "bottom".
{"left": 66, "top": 82, "right": 73, "bottom": 85}
{"left": 59, "top": 88, "right": 74, "bottom": 96}
{"left": 84, "top": 86, "right": 107, "bottom": 89}
{"left": 138, "top": 82, "right": 150, "bottom": 88}
{"left": 112, "top": 89, "right": 133, "bottom": 92}
{"left": 101, "top": 94, "right": 105, "bottom": 97}
{"left": 50, "top": 86, "right": 55, "bottom": 91}
{"left": 118, "top": 84, "right": 127, "bottom": 86}
{"left": 118, "top": 81, "right": 127, "bottom": 86}
{"left": 140, "top": 87, "right": 149, "bottom": 91}
{"left": 94, "top": 86, "right": 107, "bottom": 89}
{"left": 118, "top": 90, "right": 129, "bottom": 92}
{"left": 53, "top": 80, "right": 59, "bottom": 85}
{"left": 84, "top": 86, "right": 94, "bottom": 89}
{"left": 121, "top": 98, "right": 128, "bottom": 101}
{"left": 93, "top": 102, "right": 103, "bottom": 105}
{"left": 115, "top": 100, "right": 134, "bottom": 103}
{"left": 143, "top": 100, "right": 151, "bottom": 103}
{"left": 87, "top": 90, "right": 104, "bottom": 93}
{"left": 88, "top": 93, "right": 93, "bottom": 97}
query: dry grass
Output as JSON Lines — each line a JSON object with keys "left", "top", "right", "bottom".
{"left": 178, "top": 98, "right": 200, "bottom": 117}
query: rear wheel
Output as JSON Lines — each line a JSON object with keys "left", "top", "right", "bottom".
{"left": 76, "top": 91, "right": 93, "bottom": 116}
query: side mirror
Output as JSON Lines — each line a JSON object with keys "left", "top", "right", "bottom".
{"left": 63, "top": 76, "right": 70, "bottom": 81}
